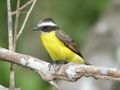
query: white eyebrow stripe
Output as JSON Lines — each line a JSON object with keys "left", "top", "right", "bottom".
{"left": 38, "top": 22, "right": 57, "bottom": 27}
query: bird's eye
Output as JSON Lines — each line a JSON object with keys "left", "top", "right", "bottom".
{"left": 42, "top": 26, "right": 49, "bottom": 30}
{"left": 40, "top": 26, "right": 48, "bottom": 30}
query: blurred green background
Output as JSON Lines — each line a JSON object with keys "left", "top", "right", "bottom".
{"left": 0, "top": 0, "right": 109, "bottom": 90}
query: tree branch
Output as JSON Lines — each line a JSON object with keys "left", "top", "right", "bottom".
{"left": 17, "top": 0, "right": 36, "bottom": 40}
{"left": 7, "top": 0, "right": 15, "bottom": 90}
{"left": 13, "top": 0, "right": 20, "bottom": 49}
{"left": 0, "top": 85, "right": 20, "bottom": 90}
{"left": 0, "top": 85, "right": 8, "bottom": 90}
{"left": 6, "top": 0, "right": 37, "bottom": 89}
{"left": 12, "top": 0, "right": 34, "bottom": 15}
{"left": 7, "top": 0, "right": 13, "bottom": 50}
{"left": 0, "top": 47, "right": 120, "bottom": 83}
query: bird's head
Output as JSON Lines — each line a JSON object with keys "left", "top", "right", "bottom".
{"left": 33, "top": 18, "right": 59, "bottom": 32}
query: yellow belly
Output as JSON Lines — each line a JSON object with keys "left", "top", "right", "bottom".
{"left": 40, "top": 31, "right": 85, "bottom": 64}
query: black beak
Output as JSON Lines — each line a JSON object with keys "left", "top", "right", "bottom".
{"left": 32, "top": 27, "right": 38, "bottom": 31}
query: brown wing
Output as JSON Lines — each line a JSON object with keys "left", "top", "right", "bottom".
{"left": 55, "top": 30, "right": 90, "bottom": 65}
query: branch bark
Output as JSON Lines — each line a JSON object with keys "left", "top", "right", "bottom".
{"left": 0, "top": 47, "right": 120, "bottom": 83}
{"left": 7, "top": 0, "right": 15, "bottom": 90}
{"left": 13, "top": 0, "right": 20, "bottom": 49}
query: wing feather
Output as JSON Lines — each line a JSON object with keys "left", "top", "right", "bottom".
{"left": 55, "top": 30, "right": 90, "bottom": 65}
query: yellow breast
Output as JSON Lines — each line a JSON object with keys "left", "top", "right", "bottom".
{"left": 40, "top": 31, "right": 85, "bottom": 64}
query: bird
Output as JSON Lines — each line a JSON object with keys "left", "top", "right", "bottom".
{"left": 33, "top": 18, "right": 90, "bottom": 65}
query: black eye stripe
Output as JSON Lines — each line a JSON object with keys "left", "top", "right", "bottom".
{"left": 40, "top": 26, "right": 59, "bottom": 32}
{"left": 43, "top": 26, "right": 50, "bottom": 28}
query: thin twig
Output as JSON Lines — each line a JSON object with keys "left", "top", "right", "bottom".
{"left": 17, "top": 0, "right": 36, "bottom": 40}
{"left": 13, "top": 0, "right": 20, "bottom": 49}
{"left": 7, "top": 0, "right": 15, "bottom": 90}
{"left": 12, "top": 0, "right": 34, "bottom": 15}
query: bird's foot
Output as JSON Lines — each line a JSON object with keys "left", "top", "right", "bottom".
{"left": 48, "top": 60, "right": 67, "bottom": 71}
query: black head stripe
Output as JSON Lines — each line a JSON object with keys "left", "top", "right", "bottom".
{"left": 41, "top": 18, "right": 55, "bottom": 23}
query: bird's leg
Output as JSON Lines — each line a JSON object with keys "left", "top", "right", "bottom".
{"left": 48, "top": 61, "right": 60, "bottom": 71}
{"left": 55, "top": 60, "right": 68, "bottom": 64}
{"left": 55, "top": 60, "right": 68, "bottom": 71}
{"left": 48, "top": 60, "right": 67, "bottom": 71}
